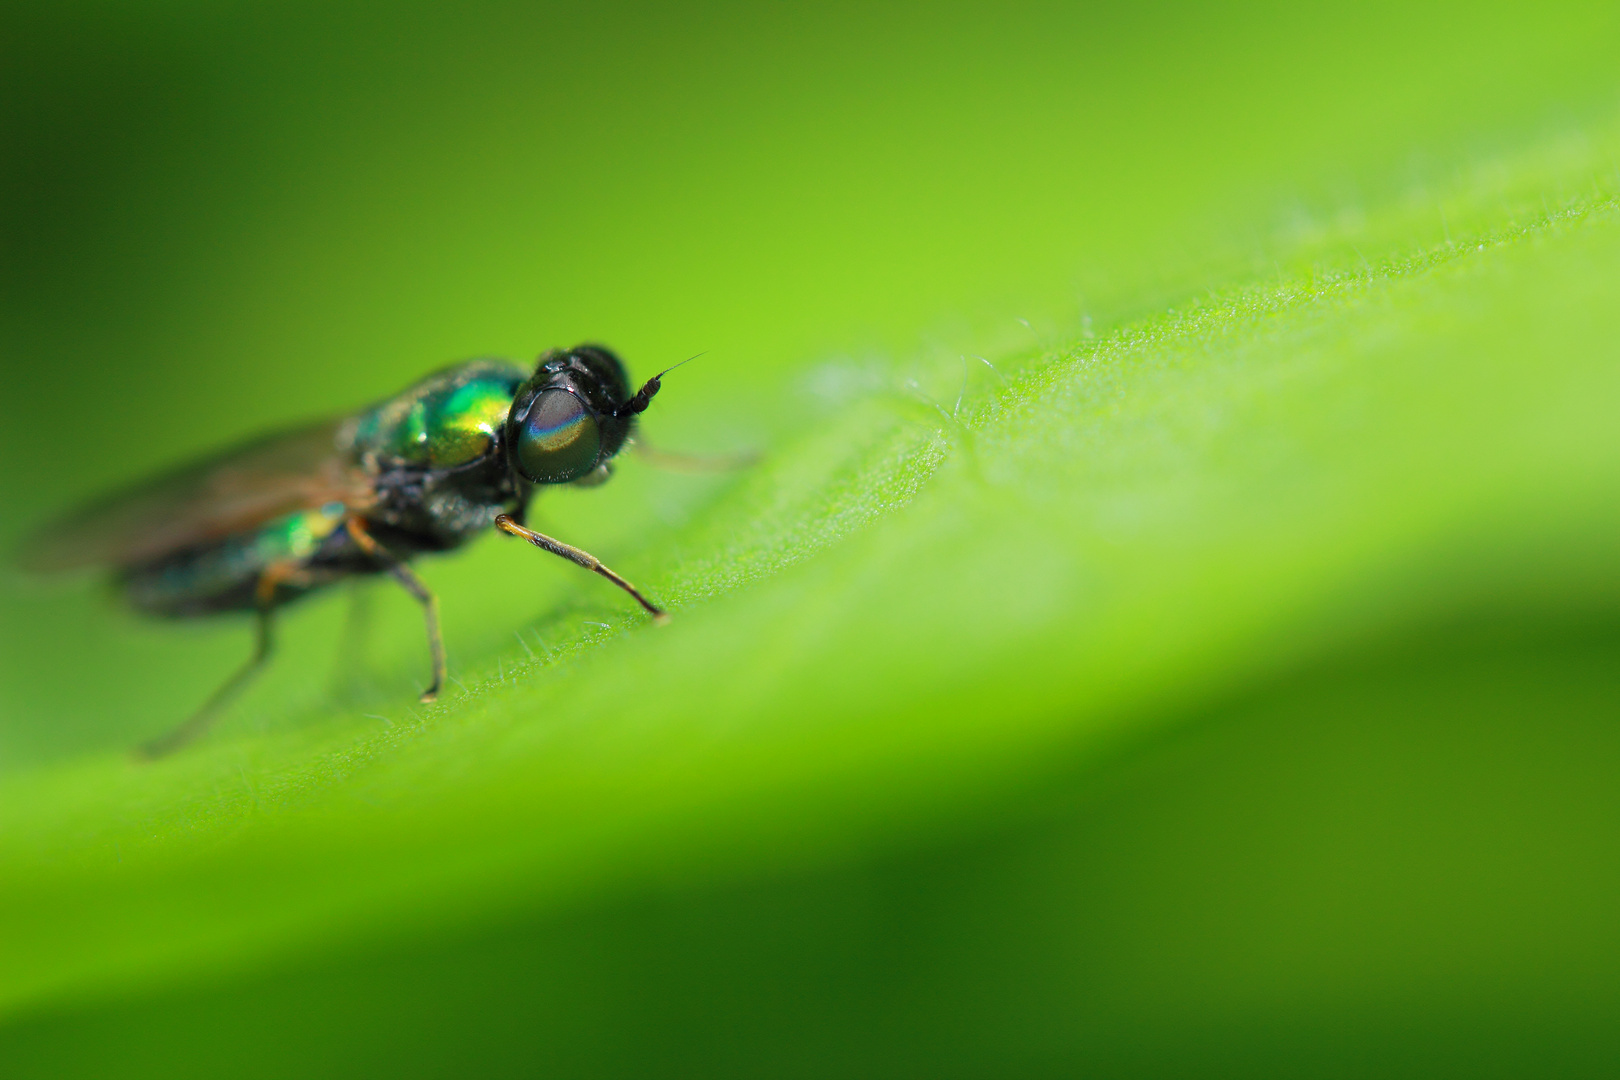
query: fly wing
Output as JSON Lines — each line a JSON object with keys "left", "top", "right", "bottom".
{"left": 17, "top": 418, "right": 375, "bottom": 573}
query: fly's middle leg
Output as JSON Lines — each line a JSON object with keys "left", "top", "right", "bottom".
{"left": 346, "top": 518, "right": 444, "bottom": 703}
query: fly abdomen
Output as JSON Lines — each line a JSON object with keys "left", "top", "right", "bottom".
{"left": 122, "top": 505, "right": 350, "bottom": 616}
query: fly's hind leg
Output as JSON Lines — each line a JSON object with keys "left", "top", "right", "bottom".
{"left": 346, "top": 518, "right": 444, "bottom": 703}
{"left": 137, "top": 562, "right": 303, "bottom": 759}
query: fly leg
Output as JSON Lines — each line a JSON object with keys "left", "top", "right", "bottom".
{"left": 346, "top": 518, "right": 444, "bottom": 702}
{"left": 631, "top": 439, "right": 759, "bottom": 473}
{"left": 494, "top": 514, "right": 668, "bottom": 622}
{"left": 137, "top": 561, "right": 303, "bottom": 759}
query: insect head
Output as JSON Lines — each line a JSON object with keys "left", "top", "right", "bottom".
{"left": 506, "top": 345, "right": 676, "bottom": 484}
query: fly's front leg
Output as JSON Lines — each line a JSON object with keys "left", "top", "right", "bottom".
{"left": 494, "top": 514, "right": 667, "bottom": 622}
{"left": 631, "top": 439, "right": 760, "bottom": 473}
{"left": 346, "top": 518, "right": 444, "bottom": 702}
{"left": 138, "top": 561, "right": 305, "bottom": 759}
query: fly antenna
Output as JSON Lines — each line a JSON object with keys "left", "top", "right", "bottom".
{"left": 615, "top": 352, "right": 705, "bottom": 417}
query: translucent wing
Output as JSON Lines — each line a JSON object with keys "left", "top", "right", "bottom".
{"left": 17, "top": 418, "right": 374, "bottom": 573}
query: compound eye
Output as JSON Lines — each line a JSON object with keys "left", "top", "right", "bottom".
{"left": 513, "top": 389, "right": 601, "bottom": 483}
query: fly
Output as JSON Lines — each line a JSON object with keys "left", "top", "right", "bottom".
{"left": 18, "top": 344, "right": 684, "bottom": 757}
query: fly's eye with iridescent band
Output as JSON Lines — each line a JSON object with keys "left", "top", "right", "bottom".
{"left": 511, "top": 388, "right": 602, "bottom": 483}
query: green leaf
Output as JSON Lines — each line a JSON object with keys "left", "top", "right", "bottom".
{"left": 4, "top": 3, "right": 1620, "bottom": 1075}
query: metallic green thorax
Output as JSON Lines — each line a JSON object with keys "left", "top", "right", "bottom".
{"left": 343, "top": 359, "right": 528, "bottom": 468}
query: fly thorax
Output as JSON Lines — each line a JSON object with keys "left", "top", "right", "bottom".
{"left": 346, "top": 360, "right": 526, "bottom": 469}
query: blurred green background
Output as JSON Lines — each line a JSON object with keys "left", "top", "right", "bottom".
{"left": 4, "top": 1, "right": 1620, "bottom": 1075}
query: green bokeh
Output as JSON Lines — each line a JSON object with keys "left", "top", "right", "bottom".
{"left": 3, "top": 1, "right": 1620, "bottom": 1075}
